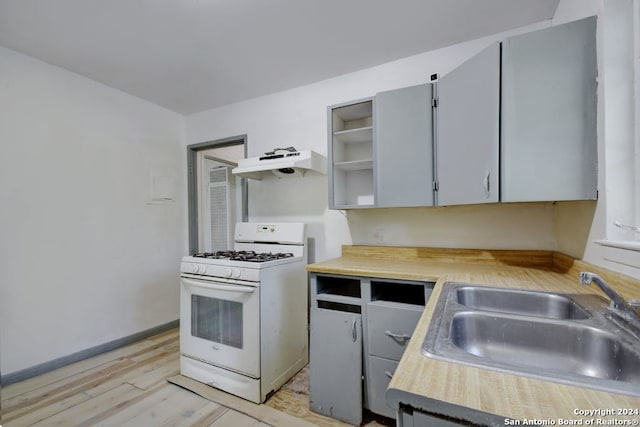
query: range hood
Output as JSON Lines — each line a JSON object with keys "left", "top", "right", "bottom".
{"left": 232, "top": 149, "right": 326, "bottom": 180}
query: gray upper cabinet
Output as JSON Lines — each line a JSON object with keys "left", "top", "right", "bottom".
{"left": 328, "top": 85, "right": 433, "bottom": 209}
{"left": 375, "top": 83, "right": 434, "bottom": 207}
{"left": 327, "top": 17, "right": 597, "bottom": 209}
{"left": 435, "top": 43, "right": 500, "bottom": 206}
{"left": 501, "top": 16, "right": 598, "bottom": 202}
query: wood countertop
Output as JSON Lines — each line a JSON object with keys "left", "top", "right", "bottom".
{"left": 306, "top": 246, "right": 640, "bottom": 425}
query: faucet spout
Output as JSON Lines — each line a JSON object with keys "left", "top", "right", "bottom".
{"left": 580, "top": 271, "right": 640, "bottom": 332}
{"left": 579, "top": 272, "right": 628, "bottom": 310}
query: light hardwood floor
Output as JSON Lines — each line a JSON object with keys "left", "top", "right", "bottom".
{"left": 1, "top": 328, "right": 391, "bottom": 427}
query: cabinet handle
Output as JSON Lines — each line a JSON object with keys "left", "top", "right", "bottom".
{"left": 483, "top": 171, "right": 491, "bottom": 198}
{"left": 384, "top": 330, "right": 411, "bottom": 341}
{"left": 352, "top": 319, "right": 358, "bottom": 342}
{"left": 385, "top": 371, "right": 394, "bottom": 379}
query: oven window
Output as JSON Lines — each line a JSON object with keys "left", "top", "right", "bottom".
{"left": 191, "top": 295, "right": 243, "bottom": 349}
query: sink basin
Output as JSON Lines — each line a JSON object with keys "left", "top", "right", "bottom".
{"left": 450, "top": 312, "right": 640, "bottom": 382}
{"left": 456, "top": 286, "right": 590, "bottom": 319}
{"left": 422, "top": 282, "right": 640, "bottom": 396}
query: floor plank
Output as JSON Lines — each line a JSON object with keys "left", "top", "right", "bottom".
{"left": 3, "top": 359, "right": 138, "bottom": 424}
{"left": 100, "top": 383, "right": 220, "bottom": 427}
{"left": 3, "top": 331, "right": 177, "bottom": 400}
{"left": 210, "top": 409, "right": 265, "bottom": 427}
{"left": 1, "top": 328, "right": 391, "bottom": 426}
{"left": 168, "top": 375, "right": 317, "bottom": 427}
{"left": 30, "top": 383, "right": 148, "bottom": 427}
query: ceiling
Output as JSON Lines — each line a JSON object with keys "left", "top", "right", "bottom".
{"left": 0, "top": 0, "right": 559, "bottom": 115}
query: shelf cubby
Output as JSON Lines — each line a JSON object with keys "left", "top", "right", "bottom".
{"left": 329, "top": 99, "right": 375, "bottom": 208}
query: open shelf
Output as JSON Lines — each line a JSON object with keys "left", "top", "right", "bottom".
{"left": 371, "top": 280, "right": 434, "bottom": 307}
{"left": 330, "top": 99, "right": 375, "bottom": 208}
{"left": 334, "top": 159, "right": 374, "bottom": 171}
{"left": 333, "top": 126, "right": 373, "bottom": 144}
{"left": 316, "top": 275, "right": 361, "bottom": 298}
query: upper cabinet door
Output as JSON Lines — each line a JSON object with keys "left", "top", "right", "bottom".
{"left": 375, "top": 84, "right": 434, "bottom": 207}
{"left": 501, "top": 16, "right": 598, "bottom": 202}
{"left": 435, "top": 43, "right": 500, "bottom": 206}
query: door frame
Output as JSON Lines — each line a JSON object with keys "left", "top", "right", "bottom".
{"left": 187, "top": 135, "right": 248, "bottom": 254}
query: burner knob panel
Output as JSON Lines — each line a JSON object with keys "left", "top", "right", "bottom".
{"left": 189, "top": 263, "right": 206, "bottom": 274}
{"left": 224, "top": 268, "right": 241, "bottom": 279}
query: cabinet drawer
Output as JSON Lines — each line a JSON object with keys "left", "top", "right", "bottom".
{"left": 367, "top": 355, "right": 398, "bottom": 419}
{"left": 367, "top": 301, "right": 422, "bottom": 360}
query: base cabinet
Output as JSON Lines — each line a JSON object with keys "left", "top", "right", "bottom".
{"left": 309, "top": 274, "right": 433, "bottom": 424}
{"left": 309, "top": 308, "right": 363, "bottom": 425}
{"left": 399, "top": 406, "right": 465, "bottom": 427}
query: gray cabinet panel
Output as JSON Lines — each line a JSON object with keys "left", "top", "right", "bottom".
{"left": 413, "top": 409, "right": 465, "bottom": 426}
{"left": 309, "top": 308, "right": 362, "bottom": 425}
{"left": 501, "top": 16, "right": 597, "bottom": 202}
{"left": 367, "top": 355, "right": 398, "bottom": 419}
{"left": 375, "top": 84, "right": 434, "bottom": 207}
{"left": 436, "top": 43, "right": 500, "bottom": 206}
{"left": 367, "top": 301, "right": 423, "bottom": 361}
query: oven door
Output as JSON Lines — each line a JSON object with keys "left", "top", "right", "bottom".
{"left": 180, "top": 275, "right": 260, "bottom": 378}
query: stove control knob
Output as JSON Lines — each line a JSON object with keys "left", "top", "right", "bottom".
{"left": 224, "top": 268, "right": 233, "bottom": 278}
{"left": 197, "top": 265, "right": 207, "bottom": 275}
{"left": 189, "top": 263, "right": 199, "bottom": 274}
{"left": 231, "top": 269, "right": 241, "bottom": 279}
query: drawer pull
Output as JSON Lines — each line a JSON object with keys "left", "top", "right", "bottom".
{"left": 384, "top": 330, "right": 411, "bottom": 342}
{"left": 385, "top": 371, "right": 394, "bottom": 379}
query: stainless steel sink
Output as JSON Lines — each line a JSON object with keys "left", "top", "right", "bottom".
{"left": 456, "top": 286, "right": 590, "bottom": 319}
{"left": 451, "top": 312, "right": 640, "bottom": 382}
{"left": 422, "top": 282, "right": 640, "bottom": 396}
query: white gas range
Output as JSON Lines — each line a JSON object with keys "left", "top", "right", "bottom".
{"left": 179, "top": 222, "right": 308, "bottom": 403}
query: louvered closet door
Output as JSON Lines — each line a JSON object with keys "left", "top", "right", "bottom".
{"left": 208, "top": 167, "right": 232, "bottom": 251}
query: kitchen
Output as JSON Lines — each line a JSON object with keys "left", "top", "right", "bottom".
{"left": 1, "top": 0, "right": 639, "bottom": 425}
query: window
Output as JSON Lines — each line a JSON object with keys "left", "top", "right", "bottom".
{"left": 599, "top": 0, "right": 640, "bottom": 250}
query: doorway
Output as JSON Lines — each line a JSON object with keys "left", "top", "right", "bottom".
{"left": 187, "top": 135, "right": 247, "bottom": 254}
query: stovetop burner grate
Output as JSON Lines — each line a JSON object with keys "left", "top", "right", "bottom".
{"left": 192, "top": 250, "right": 294, "bottom": 263}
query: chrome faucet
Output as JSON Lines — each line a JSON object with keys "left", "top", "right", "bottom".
{"left": 579, "top": 271, "right": 640, "bottom": 332}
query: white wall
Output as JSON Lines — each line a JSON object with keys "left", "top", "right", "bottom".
{"left": 0, "top": 47, "right": 186, "bottom": 375}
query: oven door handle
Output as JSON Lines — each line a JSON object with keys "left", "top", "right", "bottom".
{"left": 181, "top": 278, "right": 256, "bottom": 293}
